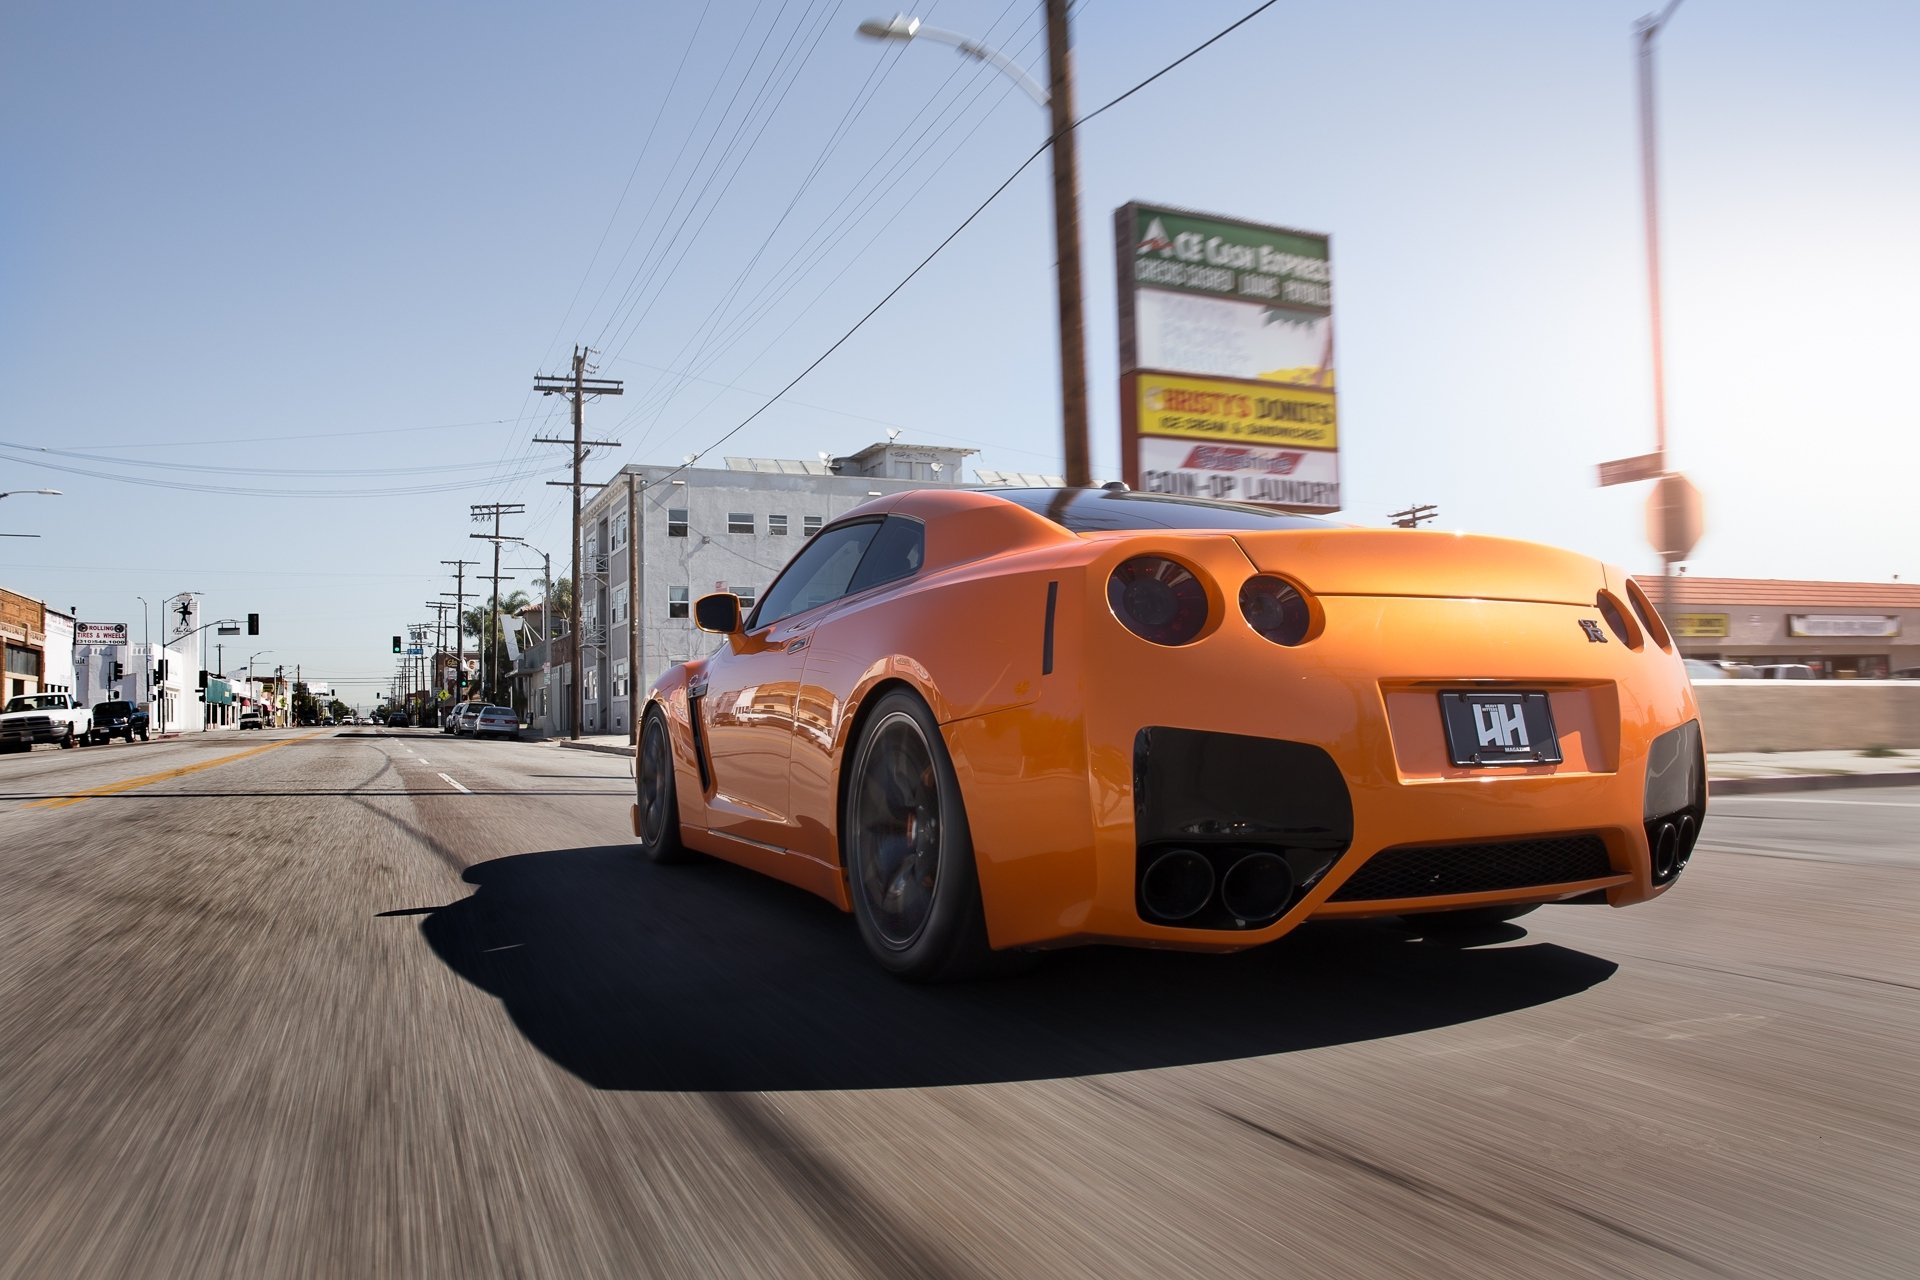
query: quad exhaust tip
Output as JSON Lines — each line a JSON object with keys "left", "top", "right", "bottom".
{"left": 1675, "top": 813, "right": 1697, "bottom": 870}
{"left": 1140, "top": 849, "right": 1214, "bottom": 922}
{"left": 1219, "top": 852, "right": 1294, "bottom": 924}
{"left": 1652, "top": 821, "right": 1679, "bottom": 881}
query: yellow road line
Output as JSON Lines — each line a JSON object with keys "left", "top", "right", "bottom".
{"left": 24, "top": 733, "right": 323, "bottom": 810}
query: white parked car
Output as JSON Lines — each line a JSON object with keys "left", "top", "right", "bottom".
{"left": 470, "top": 706, "right": 521, "bottom": 740}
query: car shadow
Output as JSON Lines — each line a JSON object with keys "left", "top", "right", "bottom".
{"left": 404, "top": 846, "right": 1618, "bottom": 1092}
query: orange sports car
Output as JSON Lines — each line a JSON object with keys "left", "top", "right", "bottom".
{"left": 635, "top": 486, "right": 1704, "bottom": 980}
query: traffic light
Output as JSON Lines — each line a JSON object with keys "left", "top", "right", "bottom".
{"left": 112, "top": 661, "right": 125, "bottom": 681}
{"left": 247, "top": 613, "right": 260, "bottom": 635}
{"left": 392, "top": 635, "right": 402, "bottom": 653}
{"left": 156, "top": 660, "right": 168, "bottom": 682}
{"left": 198, "top": 669, "right": 209, "bottom": 690}
{"left": 458, "top": 673, "right": 469, "bottom": 689}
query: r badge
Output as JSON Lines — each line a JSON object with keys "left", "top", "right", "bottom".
{"left": 1580, "top": 619, "right": 1607, "bottom": 643}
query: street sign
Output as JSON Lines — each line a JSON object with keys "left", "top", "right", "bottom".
{"left": 78, "top": 622, "right": 129, "bottom": 645}
{"left": 1646, "top": 472, "right": 1705, "bottom": 562}
{"left": 1596, "top": 450, "right": 1666, "bottom": 487}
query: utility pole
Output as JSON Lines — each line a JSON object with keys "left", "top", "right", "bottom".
{"left": 423, "top": 599, "right": 457, "bottom": 716}
{"left": 534, "top": 346, "right": 622, "bottom": 740}
{"left": 442, "top": 558, "right": 478, "bottom": 709}
{"left": 1636, "top": 0, "right": 1685, "bottom": 618}
{"left": 1388, "top": 504, "right": 1439, "bottom": 528}
{"left": 469, "top": 504, "right": 524, "bottom": 705}
{"left": 1045, "top": 0, "right": 1091, "bottom": 488}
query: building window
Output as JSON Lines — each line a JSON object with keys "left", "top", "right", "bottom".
{"left": 736, "top": 586, "right": 757, "bottom": 614}
{"left": 612, "top": 512, "right": 627, "bottom": 549}
{"left": 584, "top": 668, "right": 598, "bottom": 702}
{"left": 612, "top": 586, "right": 627, "bottom": 624}
{"left": 613, "top": 660, "right": 629, "bottom": 699}
{"left": 669, "top": 586, "right": 689, "bottom": 619}
{"left": 803, "top": 515, "right": 822, "bottom": 537}
{"left": 668, "top": 508, "right": 688, "bottom": 537}
{"left": 728, "top": 512, "right": 754, "bottom": 534}
{"left": 769, "top": 514, "right": 788, "bottom": 536}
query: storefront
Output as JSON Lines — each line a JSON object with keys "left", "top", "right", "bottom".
{"left": 1665, "top": 576, "right": 1920, "bottom": 678}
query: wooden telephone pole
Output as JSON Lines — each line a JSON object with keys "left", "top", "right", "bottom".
{"left": 533, "top": 346, "right": 622, "bottom": 740}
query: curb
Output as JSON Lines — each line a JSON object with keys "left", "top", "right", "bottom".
{"left": 1710, "top": 770, "right": 1920, "bottom": 797}
{"left": 554, "top": 739, "right": 637, "bottom": 758}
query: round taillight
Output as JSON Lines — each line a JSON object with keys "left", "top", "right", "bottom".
{"left": 1624, "top": 578, "right": 1673, "bottom": 649}
{"left": 1108, "top": 556, "right": 1208, "bottom": 646}
{"left": 1240, "top": 575, "right": 1311, "bottom": 646}
{"left": 1597, "top": 591, "right": 1639, "bottom": 648}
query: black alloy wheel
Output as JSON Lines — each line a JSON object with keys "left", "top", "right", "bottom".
{"left": 842, "top": 690, "right": 1001, "bottom": 982}
{"left": 636, "top": 707, "right": 688, "bottom": 864}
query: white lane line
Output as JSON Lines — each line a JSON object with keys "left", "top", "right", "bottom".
{"left": 1725, "top": 796, "right": 1920, "bottom": 809}
{"left": 438, "top": 773, "right": 470, "bottom": 794}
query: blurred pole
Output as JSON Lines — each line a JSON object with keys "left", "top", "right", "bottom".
{"left": 1046, "top": 0, "right": 1092, "bottom": 488}
{"left": 1636, "top": 1, "right": 1683, "bottom": 616}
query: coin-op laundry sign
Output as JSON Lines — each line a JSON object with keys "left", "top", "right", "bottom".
{"left": 1115, "top": 202, "right": 1338, "bottom": 512}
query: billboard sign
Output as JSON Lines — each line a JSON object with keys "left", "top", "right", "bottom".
{"left": 79, "top": 622, "right": 130, "bottom": 646}
{"left": 1117, "top": 202, "right": 1337, "bottom": 511}
{"left": 1671, "top": 613, "right": 1729, "bottom": 639}
{"left": 1787, "top": 615, "right": 1900, "bottom": 638}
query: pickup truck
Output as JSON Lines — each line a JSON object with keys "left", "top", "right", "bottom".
{"left": 1, "top": 691, "right": 94, "bottom": 752}
{"left": 89, "top": 699, "right": 151, "bottom": 744}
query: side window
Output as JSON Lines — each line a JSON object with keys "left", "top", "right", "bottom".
{"left": 749, "top": 521, "right": 881, "bottom": 628}
{"left": 847, "top": 516, "right": 925, "bottom": 594}
{"left": 667, "top": 508, "right": 688, "bottom": 537}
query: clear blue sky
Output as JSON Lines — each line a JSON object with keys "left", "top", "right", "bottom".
{"left": 3, "top": 0, "right": 1915, "bottom": 699}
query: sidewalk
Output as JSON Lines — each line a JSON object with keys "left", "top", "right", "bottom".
{"left": 551, "top": 734, "right": 1920, "bottom": 795}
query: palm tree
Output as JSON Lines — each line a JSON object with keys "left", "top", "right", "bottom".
{"left": 462, "top": 590, "right": 531, "bottom": 703}
{"left": 531, "top": 576, "right": 573, "bottom": 631}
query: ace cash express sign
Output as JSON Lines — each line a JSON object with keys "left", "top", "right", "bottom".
{"left": 1115, "top": 202, "right": 1339, "bottom": 511}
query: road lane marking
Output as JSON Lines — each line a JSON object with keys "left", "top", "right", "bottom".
{"left": 438, "top": 773, "right": 470, "bottom": 794}
{"left": 1723, "top": 796, "right": 1920, "bottom": 809}
{"left": 24, "top": 734, "right": 319, "bottom": 809}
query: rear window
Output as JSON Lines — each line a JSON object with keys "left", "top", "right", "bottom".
{"left": 93, "top": 702, "right": 133, "bottom": 715}
{"left": 983, "top": 487, "right": 1339, "bottom": 534}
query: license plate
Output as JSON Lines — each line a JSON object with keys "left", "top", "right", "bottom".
{"left": 1439, "top": 691, "right": 1562, "bottom": 766}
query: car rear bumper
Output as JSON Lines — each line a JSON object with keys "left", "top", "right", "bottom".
{"left": 947, "top": 595, "right": 1703, "bottom": 952}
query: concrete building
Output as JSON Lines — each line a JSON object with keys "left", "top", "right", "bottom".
{"left": 1665, "top": 576, "right": 1920, "bottom": 678}
{"left": 547, "top": 441, "right": 980, "bottom": 739}
{"left": 1, "top": 589, "right": 76, "bottom": 702}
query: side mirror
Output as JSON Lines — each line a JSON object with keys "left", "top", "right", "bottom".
{"left": 694, "top": 592, "right": 743, "bottom": 635}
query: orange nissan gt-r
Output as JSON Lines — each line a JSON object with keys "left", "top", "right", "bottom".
{"left": 635, "top": 486, "right": 1704, "bottom": 981}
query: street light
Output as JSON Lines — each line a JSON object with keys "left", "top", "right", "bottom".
{"left": 858, "top": 4, "right": 1091, "bottom": 487}
{"left": 0, "top": 488, "right": 62, "bottom": 500}
{"left": 135, "top": 595, "right": 151, "bottom": 707}
{"left": 246, "top": 650, "right": 272, "bottom": 694}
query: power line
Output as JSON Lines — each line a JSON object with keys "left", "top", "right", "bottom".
{"left": 657, "top": 0, "right": 1286, "bottom": 484}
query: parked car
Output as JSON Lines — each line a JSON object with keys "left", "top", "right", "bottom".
{"left": 1682, "top": 658, "right": 1725, "bottom": 683}
{"left": 0, "top": 692, "right": 93, "bottom": 751}
{"left": 636, "top": 485, "right": 1708, "bottom": 981}
{"left": 442, "top": 702, "right": 475, "bottom": 735}
{"left": 451, "top": 704, "right": 484, "bottom": 735}
{"left": 1752, "top": 664, "right": 1818, "bottom": 680}
{"left": 470, "top": 705, "right": 521, "bottom": 740}
{"left": 88, "top": 700, "right": 150, "bottom": 744}
{"left": 387, "top": 711, "right": 411, "bottom": 728}
{"left": 238, "top": 710, "right": 266, "bottom": 730}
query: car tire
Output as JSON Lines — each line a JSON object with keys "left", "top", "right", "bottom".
{"left": 636, "top": 706, "right": 690, "bottom": 864}
{"left": 842, "top": 690, "right": 1013, "bottom": 983}
{"left": 1406, "top": 903, "right": 1540, "bottom": 932}
{"left": 60, "top": 727, "right": 75, "bottom": 749}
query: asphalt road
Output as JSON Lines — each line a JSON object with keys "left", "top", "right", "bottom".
{"left": 1, "top": 730, "right": 1916, "bottom": 1279}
